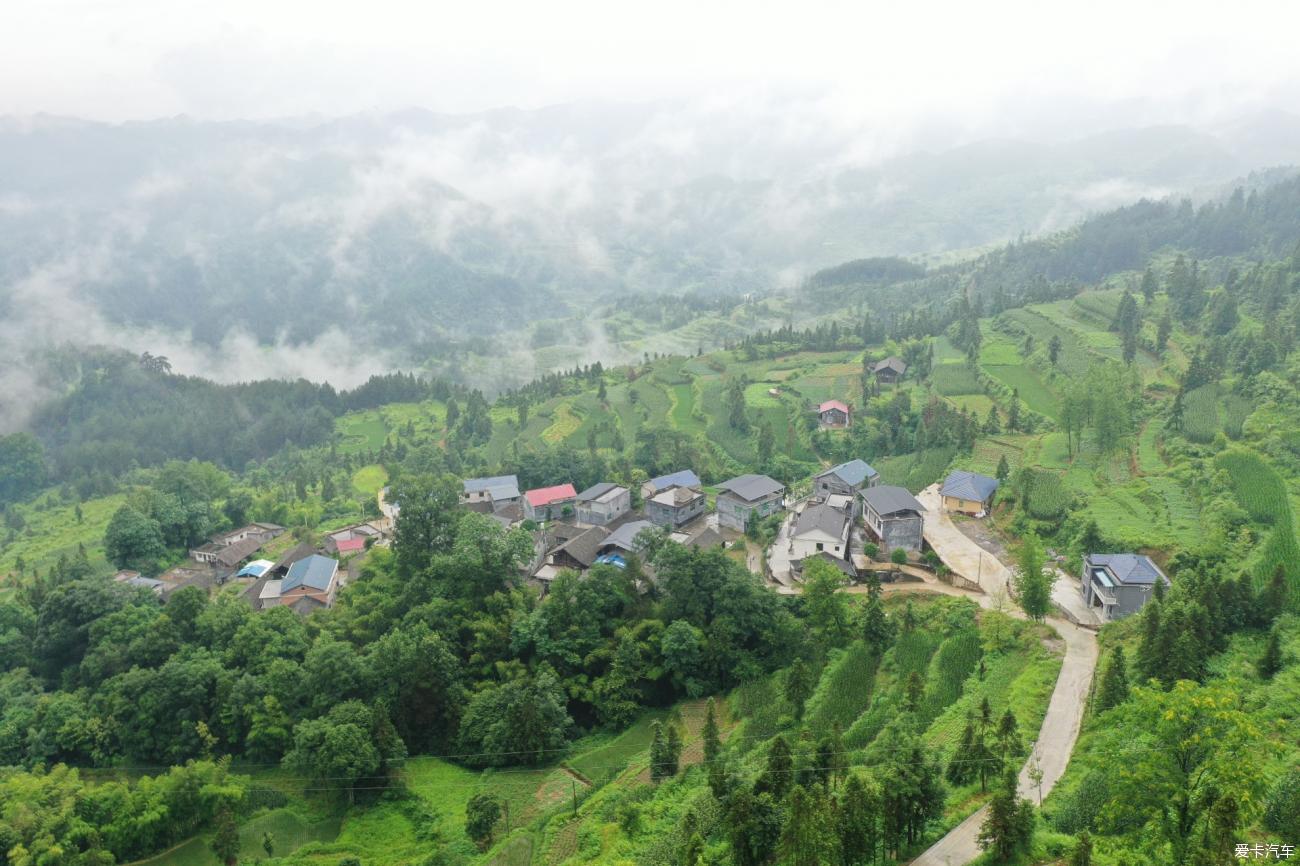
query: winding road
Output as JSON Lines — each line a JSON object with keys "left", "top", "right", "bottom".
{"left": 771, "top": 488, "right": 1101, "bottom": 865}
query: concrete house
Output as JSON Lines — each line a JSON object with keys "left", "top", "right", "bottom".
{"left": 575, "top": 483, "right": 631, "bottom": 526}
{"left": 818, "top": 399, "right": 852, "bottom": 429}
{"left": 789, "top": 502, "right": 853, "bottom": 562}
{"left": 860, "top": 486, "right": 925, "bottom": 553}
{"left": 646, "top": 483, "right": 707, "bottom": 528}
{"left": 940, "top": 470, "right": 1000, "bottom": 516}
{"left": 814, "top": 459, "right": 879, "bottom": 515}
{"left": 1082, "top": 553, "right": 1169, "bottom": 621}
{"left": 641, "top": 470, "right": 702, "bottom": 501}
{"left": 716, "top": 474, "right": 786, "bottom": 531}
{"left": 461, "top": 475, "right": 522, "bottom": 511}
{"left": 523, "top": 484, "right": 578, "bottom": 521}
{"left": 872, "top": 356, "right": 907, "bottom": 385}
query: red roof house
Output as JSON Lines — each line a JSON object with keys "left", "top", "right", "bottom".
{"left": 818, "top": 399, "right": 852, "bottom": 429}
{"left": 523, "top": 484, "right": 579, "bottom": 521}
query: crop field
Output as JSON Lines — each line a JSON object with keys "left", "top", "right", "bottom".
{"left": 918, "top": 629, "right": 983, "bottom": 726}
{"left": 336, "top": 413, "right": 388, "bottom": 454}
{"left": 932, "top": 336, "right": 965, "bottom": 363}
{"left": 541, "top": 402, "right": 582, "bottom": 444}
{"left": 668, "top": 382, "right": 703, "bottom": 432}
{"left": 1001, "top": 307, "right": 1091, "bottom": 375}
{"left": 875, "top": 447, "right": 958, "bottom": 491}
{"left": 1217, "top": 449, "right": 1289, "bottom": 525}
{"left": 351, "top": 464, "right": 388, "bottom": 496}
{"left": 984, "top": 364, "right": 1060, "bottom": 420}
{"left": 949, "top": 394, "right": 995, "bottom": 417}
{"left": 565, "top": 711, "right": 668, "bottom": 782}
{"left": 804, "top": 641, "right": 879, "bottom": 736}
{"left": 0, "top": 491, "right": 125, "bottom": 579}
{"left": 977, "top": 330, "right": 1023, "bottom": 366}
{"left": 969, "top": 436, "right": 1032, "bottom": 476}
{"left": 930, "top": 363, "right": 983, "bottom": 396}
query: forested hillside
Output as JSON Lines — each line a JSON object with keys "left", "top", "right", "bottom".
{"left": 3, "top": 172, "right": 1300, "bottom": 866}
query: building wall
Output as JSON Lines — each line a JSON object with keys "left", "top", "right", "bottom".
{"left": 646, "top": 494, "right": 705, "bottom": 527}
{"left": 864, "top": 505, "right": 923, "bottom": 552}
{"left": 942, "top": 495, "right": 986, "bottom": 516}
{"left": 790, "top": 533, "right": 847, "bottom": 562}
{"left": 577, "top": 489, "right": 631, "bottom": 526}
{"left": 717, "top": 492, "right": 783, "bottom": 530}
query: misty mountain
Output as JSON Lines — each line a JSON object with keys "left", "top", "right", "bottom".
{"left": 2, "top": 102, "right": 1298, "bottom": 390}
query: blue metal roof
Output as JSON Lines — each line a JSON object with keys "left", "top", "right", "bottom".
{"left": 820, "top": 459, "right": 878, "bottom": 488}
{"left": 283, "top": 554, "right": 339, "bottom": 593}
{"left": 941, "top": 470, "right": 1000, "bottom": 503}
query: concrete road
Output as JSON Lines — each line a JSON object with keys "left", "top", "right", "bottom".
{"left": 909, "top": 615, "right": 1097, "bottom": 865}
{"left": 903, "top": 485, "right": 1099, "bottom": 865}
{"left": 916, "top": 484, "right": 1100, "bottom": 626}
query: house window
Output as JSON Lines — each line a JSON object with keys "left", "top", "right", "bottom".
{"left": 816, "top": 542, "right": 824, "bottom": 551}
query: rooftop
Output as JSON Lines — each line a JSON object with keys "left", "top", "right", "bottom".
{"left": 576, "top": 482, "right": 627, "bottom": 503}
{"left": 647, "top": 469, "right": 701, "bottom": 492}
{"left": 794, "top": 503, "right": 851, "bottom": 541}
{"left": 873, "top": 356, "right": 908, "bottom": 374}
{"left": 717, "top": 473, "right": 785, "bottom": 502}
{"left": 860, "top": 485, "right": 925, "bottom": 516}
{"left": 819, "top": 399, "right": 850, "bottom": 414}
{"left": 818, "top": 459, "right": 878, "bottom": 488}
{"left": 283, "top": 554, "right": 339, "bottom": 593}
{"left": 1085, "top": 553, "right": 1167, "bottom": 586}
{"left": 525, "top": 483, "right": 578, "bottom": 507}
{"left": 941, "top": 470, "right": 1000, "bottom": 504}
{"left": 651, "top": 485, "right": 704, "bottom": 507}
{"left": 603, "top": 520, "right": 657, "bottom": 553}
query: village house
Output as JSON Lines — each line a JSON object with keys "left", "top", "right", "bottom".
{"left": 523, "top": 483, "right": 578, "bottom": 521}
{"left": 594, "top": 519, "right": 657, "bottom": 566}
{"left": 1081, "top": 553, "right": 1169, "bottom": 621}
{"left": 641, "top": 469, "right": 703, "bottom": 501}
{"left": 546, "top": 526, "right": 609, "bottom": 573}
{"left": 574, "top": 483, "right": 632, "bottom": 526}
{"left": 259, "top": 553, "right": 340, "bottom": 612}
{"left": 789, "top": 501, "right": 853, "bottom": 563}
{"left": 716, "top": 474, "right": 786, "bottom": 531}
{"left": 645, "top": 483, "right": 707, "bottom": 528}
{"left": 189, "top": 522, "right": 284, "bottom": 566}
{"left": 872, "top": 356, "right": 907, "bottom": 385}
{"left": 460, "top": 475, "right": 522, "bottom": 511}
{"left": 817, "top": 399, "right": 852, "bottom": 429}
{"left": 940, "top": 470, "right": 1000, "bottom": 516}
{"left": 860, "top": 485, "right": 925, "bottom": 554}
{"left": 813, "top": 459, "right": 879, "bottom": 515}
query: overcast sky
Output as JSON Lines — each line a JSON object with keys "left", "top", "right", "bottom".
{"left": 6, "top": 0, "right": 1300, "bottom": 126}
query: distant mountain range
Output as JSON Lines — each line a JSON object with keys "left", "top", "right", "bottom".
{"left": 1, "top": 102, "right": 1297, "bottom": 385}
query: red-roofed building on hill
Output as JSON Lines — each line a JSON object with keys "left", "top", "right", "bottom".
{"left": 818, "top": 399, "right": 852, "bottom": 429}
{"left": 523, "top": 484, "right": 579, "bottom": 521}
{"left": 327, "top": 536, "right": 367, "bottom": 556}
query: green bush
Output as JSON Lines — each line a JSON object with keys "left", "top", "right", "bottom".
{"left": 1264, "top": 768, "right": 1300, "bottom": 839}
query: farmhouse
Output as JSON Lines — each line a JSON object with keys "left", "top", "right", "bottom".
{"left": 461, "top": 475, "right": 522, "bottom": 511}
{"left": 789, "top": 502, "right": 853, "bottom": 562}
{"left": 641, "top": 469, "right": 702, "bottom": 501}
{"left": 1081, "top": 553, "right": 1169, "bottom": 621}
{"left": 595, "top": 520, "right": 658, "bottom": 565}
{"left": 523, "top": 483, "right": 578, "bottom": 521}
{"left": 646, "top": 483, "right": 707, "bottom": 528}
{"left": 814, "top": 459, "right": 879, "bottom": 514}
{"left": 940, "top": 470, "right": 1000, "bottom": 516}
{"left": 872, "top": 356, "right": 907, "bottom": 385}
{"left": 259, "top": 553, "right": 340, "bottom": 611}
{"left": 716, "top": 474, "right": 785, "bottom": 531}
{"left": 574, "top": 483, "right": 631, "bottom": 526}
{"left": 860, "top": 485, "right": 925, "bottom": 554}
{"left": 818, "top": 399, "right": 852, "bottom": 429}
{"left": 547, "top": 526, "right": 609, "bottom": 572}
{"left": 189, "top": 522, "right": 283, "bottom": 565}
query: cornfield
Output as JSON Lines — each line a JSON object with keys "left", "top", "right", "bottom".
{"left": 1217, "top": 450, "right": 1289, "bottom": 525}
{"left": 804, "top": 641, "right": 879, "bottom": 735}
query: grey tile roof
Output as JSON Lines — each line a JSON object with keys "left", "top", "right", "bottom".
{"left": 647, "top": 470, "right": 702, "bottom": 492}
{"left": 794, "top": 503, "right": 851, "bottom": 540}
{"left": 818, "top": 459, "right": 879, "bottom": 488}
{"left": 576, "top": 482, "right": 627, "bottom": 503}
{"left": 941, "top": 470, "right": 1000, "bottom": 504}
{"left": 603, "top": 520, "right": 657, "bottom": 553}
{"left": 214, "top": 537, "right": 264, "bottom": 568}
{"left": 860, "top": 485, "right": 925, "bottom": 516}
{"left": 283, "top": 554, "right": 339, "bottom": 592}
{"left": 873, "top": 356, "right": 907, "bottom": 374}
{"left": 1085, "top": 553, "right": 1167, "bottom": 586}
{"left": 717, "top": 474, "right": 785, "bottom": 502}
{"left": 463, "top": 475, "right": 521, "bottom": 500}
{"left": 552, "top": 526, "right": 610, "bottom": 568}
{"left": 652, "top": 485, "right": 704, "bottom": 507}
